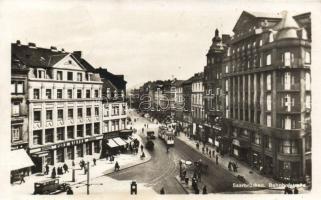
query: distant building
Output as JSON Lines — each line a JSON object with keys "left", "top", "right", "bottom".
{"left": 222, "top": 11, "right": 311, "bottom": 183}
{"left": 182, "top": 77, "right": 193, "bottom": 137}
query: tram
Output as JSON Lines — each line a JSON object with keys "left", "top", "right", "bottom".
{"left": 158, "top": 125, "right": 175, "bottom": 146}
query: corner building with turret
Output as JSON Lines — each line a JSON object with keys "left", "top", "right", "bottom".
{"left": 221, "top": 11, "right": 311, "bottom": 183}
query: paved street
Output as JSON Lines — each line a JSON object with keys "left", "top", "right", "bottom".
{"left": 108, "top": 112, "right": 243, "bottom": 194}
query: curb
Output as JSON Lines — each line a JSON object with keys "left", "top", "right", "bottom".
{"left": 174, "top": 176, "right": 189, "bottom": 194}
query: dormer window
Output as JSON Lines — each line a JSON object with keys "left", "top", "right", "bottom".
{"left": 37, "top": 69, "right": 45, "bottom": 79}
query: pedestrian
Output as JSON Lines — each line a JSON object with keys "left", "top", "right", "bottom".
{"left": 233, "top": 162, "right": 238, "bottom": 172}
{"left": 288, "top": 188, "right": 293, "bottom": 194}
{"left": 228, "top": 161, "right": 232, "bottom": 171}
{"left": 66, "top": 187, "right": 74, "bottom": 195}
{"left": 212, "top": 150, "right": 215, "bottom": 158}
{"left": 202, "top": 185, "right": 207, "bottom": 194}
{"left": 93, "top": 158, "right": 96, "bottom": 166}
{"left": 72, "top": 161, "right": 75, "bottom": 168}
{"left": 209, "top": 150, "right": 212, "bottom": 158}
{"left": 160, "top": 187, "right": 165, "bottom": 194}
{"left": 19, "top": 173, "right": 25, "bottom": 184}
{"left": 216, "top": 155, "right": 219, "bottom": 165}
{"left": 115, "top": 161, "right": 120, "bottom": 171}
{"left": 294, "top": 187, "right": 299, "bottom": 194}
{"left": 202, "top": 147, "right": 205, "bottom": 154}
{"left": 140, "top": 144, "right": 144, "bottom": 152}
{"left": 194, "top": 187, "right": 200, "bottom": 194}
{"left": 45, "top": 163, "right": 49, "bottom": 175}
{"left": 51, "top": 167, "right": 56, "bottom": 179}
{"left": 63, "top": 163, "right": 69, "bottom": 173}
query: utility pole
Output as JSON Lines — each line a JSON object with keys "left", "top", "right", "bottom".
{"left": 87, "top": 161, "right": 90, "bottom": 195}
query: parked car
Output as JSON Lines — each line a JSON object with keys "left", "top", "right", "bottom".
{"left": 34, "top": 179, "right": 69, "bottom": 195}
{"left": 146, "top": 140, "right": 154, "bottom": 151}
{"left": 146, "top": 131, "right": 156, "bottom": 139}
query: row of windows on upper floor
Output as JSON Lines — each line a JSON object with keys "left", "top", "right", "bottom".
{"left": 224, "top": 51, "right": 311, "bottom": 73}
{"left": 224, "top": 71, "right": 311, "bottom": 92}
{"left": 227, "top": 29, "right": 308, "bottom": 56}
{"left": 31, "top": 68, "right": 98, "bottom": 82}
{"left": 32, "top": 88, "right": 100, "bottom": 100}
{"left": 192, "top": 82, "right": 204, "bottom": 92}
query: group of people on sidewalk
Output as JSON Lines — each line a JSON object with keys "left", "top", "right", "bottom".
{"left": 228, "top": 161, "right": 238, "bottom": 172}
{"left": 44, "top": 163, "right": 70, "bottom": 179}
{"left": 196, "top": 142, "right": 220, "bottom": 165}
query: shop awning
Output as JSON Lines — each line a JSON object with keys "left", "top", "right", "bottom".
{"left": 10, "top": 149, "right": 35, "bottom": 171}
{"left": 113, "top": 137, "right": 127, "bottom": 146}
{"left": 106, "top": 139, "right": 119, "bottom": 148}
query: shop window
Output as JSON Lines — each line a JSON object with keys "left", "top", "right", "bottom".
{"left": 67, "top": 89, "right": 73, "bottom": 99}
{"left": 56, "top": 149, "right": 64, "bottom": 163}
{"left": 57, "top": 109, "right": 64, "bottom": 120}
{"left": 94, "top": 141, "right": 100, "bottom": 153}
{"left": 86, "top": 143, "right": 92, "bottom": 155}
{"left": 86, "top": 90, "right": 91, "bottom": 98}
{"left": 45, "top": 129, "right": 54, "bottom": 143}
{"left": 86, "top": 124, "right": 92, "bottom": 136}
{"left": 57, "top": 127, "right": 65, "bottom": 141}
{"left": 33, "top": 130, "right": 42, "bottom": 145}
{"left": 34, "top": 89, "right": 40, "bottom": 99}
{"left": 34, "top": 110, "right": 41, "bottom": 122}
{"left": 67, "top": 126, "right": 74, "bottom": 139}
{"left": 77, "top": 125, "right": 84, "bottom": 137}
{"left": 46, "top": 110, "right": 53, "bottom": 121}
{"left": 67, "top": 147, "right": 74, "bottom": 160}
{"left": 57, "top": 71, "right": 63, "bottom": 80}
{"left": 76, "top": 144, "right": 83, "bottom": 157}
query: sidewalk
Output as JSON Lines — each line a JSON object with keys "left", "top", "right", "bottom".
{"left": 10, "top": 134, "right": 152, "bottom": 195}
{"left": 176, "top": 133, "right": 309, "bottom": 194}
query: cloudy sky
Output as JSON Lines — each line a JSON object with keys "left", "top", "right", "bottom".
{"left": 1, "top": 0, "right": 317, "bottom": 89}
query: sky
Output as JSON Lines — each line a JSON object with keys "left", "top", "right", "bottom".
{"left": 0, "top": 0, "right": 318, "bottom": 89}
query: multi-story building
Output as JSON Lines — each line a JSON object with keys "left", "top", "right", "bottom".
{"left": 174, "top": 80, "right": 184, "bottom": 126}
{"left": 203, "top": 29, "right": 230, "bottom": 153}
{"left": 191, "top": 72, "right": 205, "bottom": 141}
{"left": 95, "top": 68, "right": 129, "bottom": 156}
{"left": 12, "top": 42, "right": 104, "bottom": 173}
{"left": 222, "top": 11, "right": 311, "bottom": 183}
{"left": 182, "top": 77, "right": 193, "bottom": 137}
{"left": 11, "top": 46, "right": 34, "bottom": 176}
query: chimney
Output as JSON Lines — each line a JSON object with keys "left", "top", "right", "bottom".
{"left": 50, "top": 46, "right": 58, "bottom": 51}
{"left": 73, "top": 51, "right": 82, "bottom": 59}
{"left": 28, "top": 42, "right": 36, "bottom": 48}
{"left": 16, "top": 40, "right": 21, "bottom": 46}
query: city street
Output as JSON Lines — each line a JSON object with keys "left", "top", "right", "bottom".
{"left": 107, "top": 111, "right": 243, "bottom": 194}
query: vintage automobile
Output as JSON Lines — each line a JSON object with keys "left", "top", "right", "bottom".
{"left": 146, "top": 131, "right": 156, "bottom": 139}
{"left": 146, "top": 140, "right": 155, "bottom": 151}
{"left": 34, "top": 179, "right": 69, "bottom": 195}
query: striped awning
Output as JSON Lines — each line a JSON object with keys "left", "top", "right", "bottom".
{"left": 106, "top": 139, "right": 119, "bottom": 148}
{"left": 113, "top": 137, "right": 127, "bottom": 146}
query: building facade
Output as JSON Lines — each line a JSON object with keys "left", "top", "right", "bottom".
{"left": 12, "top": 42, "right": 104, "bottom": 173}
{"left": 222, "top": 11, "right": 311, "bottom": 183}
{"left": 191, "top": 72, "right": 205, "bottom": 141}
{"left": 203, "top": 29, "right": 230, "bottom": 153}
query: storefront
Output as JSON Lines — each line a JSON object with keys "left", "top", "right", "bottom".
{"left": 251, "top": 150, "right": 262, "bottom": 170}
{"left": 232, "top": 139, "right": 250, "bottom": 162}
{"left": 10, "top": 149, "right": 35, "bottom": 182}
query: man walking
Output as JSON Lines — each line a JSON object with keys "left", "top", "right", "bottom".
{"left": 93, "top": 158, "right": 96, "bottom": 166}
{"left": 19, "top": 173, "right": 25, "bottom": 184}
{"left": 216, "top": 155, "right": 219, "bottom": 165}
{"left": 45, "top": 163, "right": 49, "bottom": 175}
